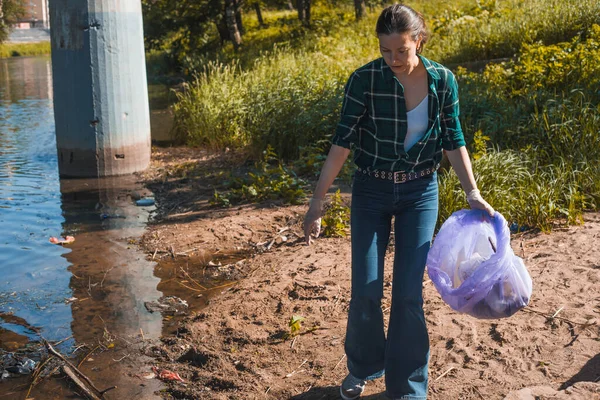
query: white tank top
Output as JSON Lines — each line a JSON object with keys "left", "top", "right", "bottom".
{"left": 404, "top": 96, "right": 428, "bottom": 152}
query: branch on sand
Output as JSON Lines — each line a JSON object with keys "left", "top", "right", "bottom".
{"left": 44, "top": 340, "right": 116, "bottom": 399}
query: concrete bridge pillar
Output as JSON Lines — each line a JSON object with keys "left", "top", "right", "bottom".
{"left": 49, "top": 0, "right": 150, "bottom": 177}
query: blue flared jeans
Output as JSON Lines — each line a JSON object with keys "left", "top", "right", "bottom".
{"left": 344, "top": 170, "right": 439, "bottom": 400}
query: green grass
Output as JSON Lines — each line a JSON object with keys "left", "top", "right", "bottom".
{"left": 438, "top": 150, "right": 596, "bottom": 232}
{"left": 425, "top": 0, "right": 600, "bottom": 64}
{"left": 0, "top": 41, "right": 51, "bottom": 58}
{"left": 172, "top": 49, "right": 349, "bottom": 158}
{"left": 169, "top": 1, "right": 600, "bottom": 230}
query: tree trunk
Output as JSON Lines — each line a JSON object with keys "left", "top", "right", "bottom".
{"left": 215, "top": 16, "right": 229, "bottom": 45}
{"left": 286, "top": 0, "right": 294, "bottom": 11}
{"left": 303, "top": 0, "right": 311, "bottom": 26}
{"left": 296, "top": 0, "right": 305, "bottom": 22}
{"left": 0, "top": 0, "right": 6, "bottom": 43}
{"left": 225, "top": 0, "right": 242, "bottom": 50}
{"left": 253, "top": 3, "right": 264, "bottom": 26}
{"left": 233, "top": 0, "right": 244, "bottom": 34}
{"left": 354, "top": 0, "right": 366, "bottom": 20}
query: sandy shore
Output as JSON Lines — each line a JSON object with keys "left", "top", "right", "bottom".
{"left": 137, "top": 147, "right": 600, "bottom": 400}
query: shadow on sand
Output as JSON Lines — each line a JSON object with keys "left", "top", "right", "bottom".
{"left": 289, "top": 386, "right": 389, "bottom": 399}
{"left": 560, "top": 353, "right": 600, "bottom": 390}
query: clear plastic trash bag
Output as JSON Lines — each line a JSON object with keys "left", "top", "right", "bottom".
{"left": 426, "top": 209, "right": 533, "bottom": 319}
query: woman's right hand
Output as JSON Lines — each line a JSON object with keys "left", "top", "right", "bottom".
{"left": 302, "top": 144, "right": 351, "bottom": 245}
{"left": 303, "top": 198, "right": 324, "bottom": 245}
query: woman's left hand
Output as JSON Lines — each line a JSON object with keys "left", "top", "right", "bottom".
{"left": 466, "top": 189, "right": 495, "bottom": 217}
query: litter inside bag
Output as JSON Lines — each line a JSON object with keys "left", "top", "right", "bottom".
{"left": 427, "top": 209, "right": 533, "bottom": 319}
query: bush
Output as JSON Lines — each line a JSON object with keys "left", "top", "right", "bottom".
{"left": 456, "top": 26, "right": 600, "bottom": 168}
{"left": 171, "top": 2, "right": 600, "bottom": 230}
{"left": 438, "top": 150, "right": 596, "bottom": 232}
{"left": 210, "top": 146, "right": 306, "bottom": 206}
{"left": 321, "top": 189, "right": 350, "bottom": 238}
{"left": 427, "top": 0, "right": 600, "bottom": 64}
{"left": 173, "top": 49, "right": 348, "bottom": 159}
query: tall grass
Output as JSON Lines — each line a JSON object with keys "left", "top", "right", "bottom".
{"left": 438, "top": 150, "right": 596, "bottom": 232}
{"left": 171, "top": 1, "right": 600, "bottom": 230}
{"left": 173, "top": 48, "right": 351, "bottom": 158}
{"left": 427, "top": 0, "right": 600, "bottom": 64}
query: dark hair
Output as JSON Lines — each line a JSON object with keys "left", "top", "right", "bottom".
{"left": 376, "top": 4, "right": 429, "bottom": 53}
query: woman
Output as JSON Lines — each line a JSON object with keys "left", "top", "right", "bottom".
{"left": 303, "top": 4, "right": 494, "bottom": 400}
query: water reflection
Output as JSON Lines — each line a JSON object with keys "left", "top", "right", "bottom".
{"left": 0, "top": 59, "right": 68, "bottom": 346}
{"left": 0, "top": 56, "right": 53, "bottom": 101}
{"left": 56, "top": 176, "right": 163, "bottom": 399}
{"left": 59, "top": 176, "right": 162, "bottom": 343}
{"left": 0, "top": 56, "right": 165, "bottom": 398}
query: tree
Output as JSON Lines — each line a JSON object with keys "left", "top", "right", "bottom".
{"left": 233, "top": 0, "right": 244, "bottom": 34}
{"left": 296, "top": 0, "right": 305, "bottom": 22}
{"left": 354, "top": 0, "right": 366, "bottom": 20}
{"left": 296, "top": 0, "right": 310, "bottom": 26}
{"left": 0, "top": 0, "right": 25, "bottom": 44}
{"left": 249, "top": 0, "right": 264, "bottom": 27}
{"left": 304, "top": 0, "right": 310, "bottom": 26}
{"left": 254, "top": 4, "right": 264, "bottom": 26}
{"left": 225, "top": 0, "right": 242, "bottom": 50}
{"left": 142, "top": 0, "right": 247, "bottom": 62}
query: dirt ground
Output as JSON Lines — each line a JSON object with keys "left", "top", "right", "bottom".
{"left": 137, "top": 146, "right": 600, "bottom": 400}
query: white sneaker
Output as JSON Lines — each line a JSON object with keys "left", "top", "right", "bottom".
{"left": 340, "top": 373, "right": 367, "bottom": 400}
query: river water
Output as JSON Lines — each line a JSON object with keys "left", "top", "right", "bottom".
{"left": 0, "top": 56, "right": 176, "bottom": 399}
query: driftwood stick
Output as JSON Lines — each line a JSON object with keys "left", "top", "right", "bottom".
{"left": 524, "top": 307, "right": 597, "bottom": 327}
{"left": 180, "top": 267, "right": 207, "bottom": 290}
{"left": 78, "top": 345, "right": 100, "bottom": 368}
{"left": 62, "top": 365, "right": 102, "bottom": 400}
{"left": 332, "top": 354, "right": 346, "bottom": 371}
{"left": 435, "top": 367, "right": 455, "bottom": 381}
{"left": 25, "top": 356, "right": 53, "bottom": 398}
{"left": 44, "top": 341, "right": 105, "bottom": 398}
{"left": 99, "top": 386, "right": 118, "bottom": 394}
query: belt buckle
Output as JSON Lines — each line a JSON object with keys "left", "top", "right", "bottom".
{"left": 393, "top": 171, "right": 407, "bottom": 184}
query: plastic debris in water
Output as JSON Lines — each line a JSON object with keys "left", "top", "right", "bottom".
{"left": 101, "top": 214, "right": 126, "bottom": 219}
{"left": 49, "top": 236, "right": 75, "bottom": 245}
{"left": 152, "top": 366, "right": 185, "bottom": 382}
{"left": 136, "top": 198, "right": 155, "bottom": 207}
{"left": 4, "top": 358, "right": 36, "bottom": 375}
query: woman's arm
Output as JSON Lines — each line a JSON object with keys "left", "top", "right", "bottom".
{"left": 312, "top": 145, "right": 351, "bottom": 200}
{"left": 445, "top": 146, "right": 477, "bottom": 193}
{"left": 303, "top": 144, "right": 351, "bottom": 244}
{"left": 446, "top": 146, "right": 495, "bottom": 216}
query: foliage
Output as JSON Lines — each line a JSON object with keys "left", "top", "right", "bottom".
{"left": 471, "top": 130, "right": 490, "bottom": 161}
{"left": 426, "top": 0, "right": 600, "bottom": 64}
{"left": 141, "top": 0, "right": 225, "bottom": 64}
{"left": 210, "top": 146, "right": 306, "bottom": 207}
{"left": 321, "top": 189, "right": 350, "bottom": 238}
{"left": 438, "top": 150, "right": 595, "bottom": 232}
{"left": 173, "top": 49, "right": 347, "bottom": 159}
{"left": 169, "top": 1, "right": 600, "bottom": 231}
{"left": 179, "top": 6, "right": 375, "bottom": 73}
{"left": 456, "top": 27, "right": 600, "bottom": 168}
{"left": 288, "top": 315, "right": 304, "bottom": 337}
{"left": 0, "top": 41, "right": 50, "bottom": 58}
{"left": 141, "top": 0, "right": 317, "bottom": 71}
{"left": 0, "top": 0, "right": 25, "bottom": 44}
{"left": 475, "top": 24, "right": 600, "bottom": 100}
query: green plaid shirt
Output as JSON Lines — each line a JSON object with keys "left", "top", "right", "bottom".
{"left": 332, "top": 55, "right": 466, "bottom": 173}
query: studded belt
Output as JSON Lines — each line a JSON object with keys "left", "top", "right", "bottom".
{"left": 357, "top": 164, "right": 440, "bottom": 184}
